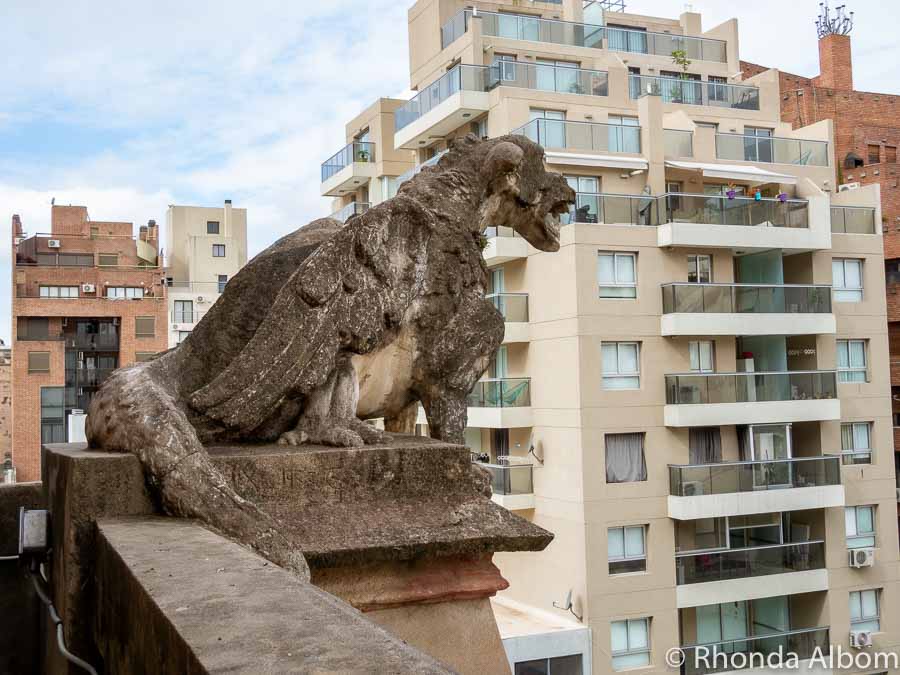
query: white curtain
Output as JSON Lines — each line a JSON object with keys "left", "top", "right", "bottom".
{"left": 606, "top": 433, "right": 647, "bottom": 483}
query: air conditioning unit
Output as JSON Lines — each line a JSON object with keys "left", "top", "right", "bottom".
{"left": 14, "top": 237, "right": 24, "bottom": 245}
{"left": 172, "top": 324, "right": 180, "bottom": 330}
{"left": 196, "top": 296, "right": 206, "bottom": 303}
{"left": 849, "top": 547, "right": 875, "bottom": 568}
{"left": 47, "top": 239, "right": 61, "bottom": 248}
{"left": 682, "top": 481, "right": 705, "bottom": 496}
{"left": 838, "top": 182, "right": 861, "bottom": 192}
{"left": 850, "top": 630, "right": 873, "bottom": 648}
{"left": 81, "top": 283, "right": 96, "bottom": 293}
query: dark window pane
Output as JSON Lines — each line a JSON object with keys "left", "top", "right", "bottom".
{"left": 550, "top": 655, "right": 583, "bottom": 675}
{"left": 207, "top": 221, "right": 220, "bottom": 234}
{"left": 28, "top": 352, "right": 50, "bottom": 372}
{"left": 135, "top": 317, "right": 155, "bottom": 337}
{"left": 609, "top": 558, "right": 646, "bottom": 575}
{"left": 515, "top": 660, "right": 548, "bottom": 675}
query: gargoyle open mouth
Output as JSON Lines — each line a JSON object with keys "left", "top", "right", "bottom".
{"left": 543, "top": 199, "right": 572, "bottom": 245}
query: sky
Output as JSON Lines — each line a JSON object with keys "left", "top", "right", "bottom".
{"left": 2, "top": 0, "right": 899, "bottom": 343}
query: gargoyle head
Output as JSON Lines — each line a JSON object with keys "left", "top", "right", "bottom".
{"left": 478, "top": 135, "right": 575, "bottom": 252}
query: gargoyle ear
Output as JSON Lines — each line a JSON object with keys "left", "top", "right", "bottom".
{"left": 481, "top": 141, "right": 524, "bottom": 182}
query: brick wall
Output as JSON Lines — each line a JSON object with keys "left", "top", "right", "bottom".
{"left": 815, "top": 34, "right": 853, "bottom": 91}
{"left": 0, "top": 350, "right": 10, "bottom": 466}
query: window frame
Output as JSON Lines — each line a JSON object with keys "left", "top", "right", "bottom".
{"left": 106, "top": 286, "right": 145, "bottom": 299}
{"left": 39, "top": 286, "right": 79, "bottom": 299}
{"left": 602, "top": 342, "right": 641, "bottom": 390}
{"left": 212, "top": 244, "right": 226, "bottom": 258}
{"left": 610, "top": 617, "right": 651, "bottom": 671}
{"left": 689, "top": 340, "right": 715, "bottom": 373}
{"left": 840, "top": 422, "right": 873, "bottom": 465}
{"left": 27, "top": 351, "right": 51, "bottom": 373}
{"left": 833, "top": 258, "right": 863, "bottom": 302}
{"left": 207, "top": 220, "right": 220, "bottom": 234}
{"left": 687, "top": 254, "right": 712, "bottom": 283}
{"left": 849, "top": 589, "right": 881, "bottom": 632}
{"left": 218, "top": 274, "right": 228, "bottom": 294}
{"left": 40, "top": 386, "right": 66, "bottom": 444}
{"left": 845, "top": 505, "right": 876, "bottom": 549}
{"left": 837, "top": 339, "right": 868, "bottom": 383}
{"left": 608, "top": 524, "right": 648, "bottom": 575}
{"left": 135, "top": 316, "right": 156, "bottom": 338}
{"left": 97, "top": 253, "right": 119, "bottom": 266}
{"left": 597, "top": 252, "right": 637, "bottom": 299}
{"left": 134, "top": 352, "right": 157, "bottom": 363}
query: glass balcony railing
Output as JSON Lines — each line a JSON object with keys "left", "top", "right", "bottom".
{"left": 669, "top": 455, "right": 842, "bottom": 497}
{"left": 665, "top": 129, "right": 694, "bottom": 158}
{"left": 563, "top": 192, "right": 659, "bottom": 225}
{"left": 74, "top": 367, "right": 115, "bottom": 388}
{"left": 665, "top": 370, "right": 838, "bottom": 405}
{"left": 716, "top": 133, "right": 829, "bottom": 166}
{"left": 681, "top": 628, "right": 830, "bottom": 675}
{"left": 489, "top": 60, "right": 608, "bottom": 97}
{"left": 662, "top": 193, "right": 809, "bottom": 228}
{"left": 487, "top": 293, "right": 529, "bottom": 322}
{"left": 441, "top": 9, "right": 726, "bottom": 62}
{"left": 630, "top": 74, "right": 760, "bottom": 110}
{"left": 513, "top": 119, "right": 640, "bottom": 154}
{"left": 831, "top": 206, "right": 877, "bottom": 234}
{"left": 468, "top": 378, "right": 531, "bottom": 407}
{"left": 65, "top": 333, "right": 119, "bottom": 351}
{"left": 661, "top": 283, "right": 832, "bottom": 314}
{"left": 320, "top": 142, "right": 375, "bottom": 182}
{"left": 676, "top": 541, "right": 825, "bottom": 585}
{"left": 331, "top": 202, "right": 370, "bottom": 223}
{"left": 478, "top": 462, "right": 534, "bottom": 496}
{"left": 484, "top": 225, "right": 521, "bottom": 239}
{"left": 397, "top": 150, "right": 448, "bottom": 186}
{"left": 395, "top": 65, "right": 490, "bottom": 132}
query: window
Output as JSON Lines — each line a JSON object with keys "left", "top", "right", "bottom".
{"left": 40, "top": 387, "right": 66, "bottom": 444}
{"left": 19, "top": 317, "right": 49, "bottom": 340}
{"left": 106, "top": 287, "right": 145, "bottom": 299}
{"left": 841, "top": 422, "right": 872, "bottom": 464}
{"left": 176, "top": 331, "right": 192, "bottom": 344}
{"left": 867, "top": 144, "right": 881, "bottom": 165}
{"left": 135, "top": 317, "right": 156, "bottom": 337}
{"left": 832, "top": 259, "right": 863, "bottom": 302}
{"left": 212, "top": 244, "right": 226, "bottom": 257}
{"left": 57, "top": 253, "right": 94, "bottom": 266}
{"left": 530, "top": 109, "right": 566, "bottom": 148}
{"left": 689, "top": 341, "right": 714, "bottom": 373}
{"left": 218, "top": 274, "right": 228, "bottom": 293}
{"left": 134, "top": 352, "right": 157, "bottom": 363}
{"left": 207, "top": 220, "right": 220, "bottom": 234}
{"left": 886, "top": 146, "right": 897, "bottom": 164}
{"left": 514, "top": 655, "right": 583, "bottom": 675}
{"left": 598, "top": 253, "right": 636, "bottom": 298}
{"left": 845, "top": 506, "right": 876, "bottom": 549}
{"left": 607, "top": 115, "right": 641, "bottom": 153}
{"left": 174, "top": 300, "right": 194, "bottom": 323}
{"left": 602, "top": 342, "right": 640, "bottom": 389}
{"left": 28, "top": 352, "right": 50, "bottom": 373}
{"left": 687, "top": 255, "right": 712, "bottom": 283}
{"left": 98, "top": 253, "right": 119, "bottom": 266}
{"left": 837, "top": 340, "right": 867, "bottom": 382}
{"left": 608, "top": 525, "right": 647, "bottom": 574}
{"left": 565, "top": 176, "right": 600, "bottom": 223}
{"left": 611, "top": 618, "right": 651, "bottom": 670}
{"left": 849, "top": 589, "right": 880, "bottom": 632}
{"left": 39, "top": 286, "right": 79, "bottom": 298}
{"left": 605, "top": 432, "right": 647, "bottom": 483}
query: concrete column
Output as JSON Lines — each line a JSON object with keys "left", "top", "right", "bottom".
{"left": 638, "top": 93, "right": 666, "bottom": 195}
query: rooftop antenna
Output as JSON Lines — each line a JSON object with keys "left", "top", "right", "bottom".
{"left": 816, "top": 2, "right": 854, "bottom": 38}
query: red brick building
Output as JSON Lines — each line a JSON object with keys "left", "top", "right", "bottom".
{"left": 11, "top": 205, "right": 168, "bottom": 481}
{"left": 743, "top": 29, "right": 900, "bottom": 498}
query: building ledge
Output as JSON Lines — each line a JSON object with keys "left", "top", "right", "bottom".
{"left": 676, "top": 569, "right": 829, "bottom": 608}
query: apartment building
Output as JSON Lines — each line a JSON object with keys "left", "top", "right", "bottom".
{"left": 323, "top": 2, "right": 899, "bottom": 673}
{"left": 741, "top": 10, "right": 900, "bottom": 531}
{"left": 10, "top": 205, "right": 168, "bottom": 482}
{"left": 164, "top": 201, "right": 248, "bottom": 347}
{"left": 0, "top": 345, "right": 11, "bottom": 484}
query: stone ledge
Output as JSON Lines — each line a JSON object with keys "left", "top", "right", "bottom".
{"left": 95, "top": 517, "right": 453, "bottom": 674}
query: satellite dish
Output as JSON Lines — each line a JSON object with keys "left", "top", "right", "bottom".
{"left": 553, "top": 588, "right": 582, "bottom": 621}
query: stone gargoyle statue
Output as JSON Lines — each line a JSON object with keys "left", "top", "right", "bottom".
{"left": 86, "top": 134, "right": 575, "bottom": 576}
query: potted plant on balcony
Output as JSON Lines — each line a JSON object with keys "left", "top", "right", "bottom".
{"left": 725, "top": 182, "right": 738, "bottom": 200}
{"left": 356, "top": 147, "right": 371, "bottom": 162}
{"left": 777, "top": 192, "right": 788, "bottom": 203}
{"left": 670, "top": 49, "right": 693, "bottom": 104}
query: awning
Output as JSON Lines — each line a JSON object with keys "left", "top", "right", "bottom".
{"left": 665, "top": 160, "right": 797, "bottom": 185}
{"left": 546, "top": 151, "right": 648, "bottom": 171}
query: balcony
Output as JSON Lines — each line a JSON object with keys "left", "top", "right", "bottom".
{"left": 441, "top": 9, "right": 726, "bottom": 62}
{"left": 716, "top": 133, "right": 829, "bottom": 167}
{"left": 477, "top": 462, "right": 535, "bottom": 510}
{"left": 831, "top": 206, "right": 877, "bottom": 234}
{"left": 675, "top": 542, "right": 828, "bottom": 608}
{"left": 665, "top": 129, "right": 694, "bottom": 158}
{"left": 630, "top": 74, "right": 760, "bottom": 111}
{"left": 564, "top": 192, "right": 658, "bottom": 226}
{"left": 664, "top": 371, "right": 840, "bottom": 427}
{"left": 320, "top": 142, "right": 376, "bottom": 197}
{"left": 394, "top": 65, "right": 490, "bottom": 150}
{"left": 680, "top": 627, "right": 829, "bottom": 675}
{"left": 513, "top": 119, "right": 645, "bottom": 170}
{"left": 489, "top": 60, "right": 608, "bottom": 97}
{"left": 65, "top": 333, "right": 120, "bottom": 351}
{"left": 668, "top": 456, "right": 844, "bottom": 520}
{"left": 483, "top": 226, "right": 529, "bottom": 266}
{"left": 73, "top": 367, "right": 116, "bottom": 388}
{"left": 655, "top": 193, "right": 825, "bottom": 252}
{"left": 330, "top": 202, "right": 369, "bottom": 223}
{"left": 466, "top": 378, "right": 532, "bottom": 428}
{"left": 487, "top": 293, "right": 529, "bottom": 343}
{"left": 660, "top": 283, "right": 835, "bottom": 337}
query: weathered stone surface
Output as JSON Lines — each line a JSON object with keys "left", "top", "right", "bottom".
{"left": 83, "top": 133, "right": 571, "bottom": 571}
{"left": 95, "top": 517, "right": 454, "bottom": 674}
{"left": 0, "top": 482, "right": 44, "bottom": 675}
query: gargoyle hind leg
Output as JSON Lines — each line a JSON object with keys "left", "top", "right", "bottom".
{"left": 278, "top": 355, "right": 386, "bottom": 447}
{"left": 420, "top": 390, "right": 468, "bottom": 445}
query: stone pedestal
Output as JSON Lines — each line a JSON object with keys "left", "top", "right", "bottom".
{"left": 42, "top": 435, "right": 552, "bottom": 674}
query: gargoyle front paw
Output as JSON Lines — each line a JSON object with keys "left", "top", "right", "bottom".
{"left": 277, "top": 430, "right": 308, "bottom": 446}
{"left": 323, "top": 428, "right": 366, "bottom": 447}
{"left": 350, "top": 420, "right": 389, "bottom": 445}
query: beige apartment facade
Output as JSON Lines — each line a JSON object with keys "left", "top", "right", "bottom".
{"left": 164, "top": 201, "right": 248, "bottom": 347}
{"left": 323, "top": 1, "right": 900, "bottom": 673}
